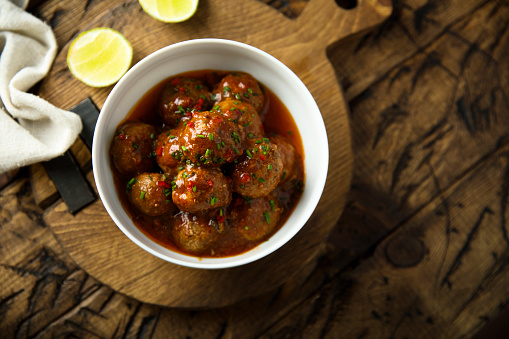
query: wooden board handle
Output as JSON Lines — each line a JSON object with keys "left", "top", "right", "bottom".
{"left": 296, "top": 0, "right": 393, "bottom": 47}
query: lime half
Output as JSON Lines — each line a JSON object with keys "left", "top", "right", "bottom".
{"left": 67, "top": 28, "right": 133, "bottom": 88}
{"left": 139, "top": 0, "right": 199, "bottom": 23}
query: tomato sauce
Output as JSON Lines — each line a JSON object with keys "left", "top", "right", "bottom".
{"left": 110, "top": 70, "right": 304, "bottom": 258}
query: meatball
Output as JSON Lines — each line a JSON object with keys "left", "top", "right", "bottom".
{"left": 269, "top": 134, "right": 296, "bottom": 184}
{"left": 212, "top": 72, "right": 265, "bottom": 112}
{"left": 110, "top": 122, "right": 156, "bottom": 176}
{"left": 159, "top": 77, "right": 212, "bottom": 127}
{"left": 155, "top": 128, "right": 184, "bottom": 173}
{"left": 214, "top": 99, "right": 264, "bottom": 141}
{"left": 127, "top": 173, "right": 175, "bottom": 216}
{"left": 230, "top": 195, "right": 282, "bottom": 241}
{"left": 172, "top": 166, "right": 232, "bottom": 213}
{"left": 179, "top": 111, "right": 244, "bottom": 166}
{"left": 232, "top": 138, "right": 283, "bottom": 198}
{"left": 171, "top": 211, "right": 222, "bottom": 254}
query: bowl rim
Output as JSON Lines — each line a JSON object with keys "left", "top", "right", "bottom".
{"left": 92, "top": 38, "right": 329, "bottom": 269}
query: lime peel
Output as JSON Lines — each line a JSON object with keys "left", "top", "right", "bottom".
{"left": 67, "top": 28, "right": 133, "bottom": 88}
{"left": 139, "top": 0, "right": 199, "bottom": 23}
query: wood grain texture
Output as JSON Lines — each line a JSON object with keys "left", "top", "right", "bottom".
{"left": 263, "top": 143, "right": 509, "bottom": 339}
{"left": 31, "top": 0, "right": 392, "bottom": 308}
{"left": 4, "top": 0, "right": 508, "bottom": 337}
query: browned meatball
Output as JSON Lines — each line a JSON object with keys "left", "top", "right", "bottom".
{"left": 110, "top": 122, "right": 156, "bottom": 176}
{"left": 232, "top": 138, "right": 283, "bottom": 198}
{"left": 155, "top": 128, "right": 184, "bottom": 173}
{"left": 179, "top": 111, "right": 244, "bottom": 166}
{"left": 230, "top": 195, "right": 282, "bottom": 241}
{"left": 172, "top": 166, "right": 232, "bottom": 213}
{"left": 127, "top": 173, "right": 175, "bottom": 216}
{"left": 159, "top": 77, "right": 212, "bottom": 127}
{"left": 212, "top": 72, "right": 265, "bottom": 112}
{"left": 214, "top": 99, "right": 264, "bottom": 141}
{"left": 171, "top": 211, "right": 222, "bottom": 254}
{"left": 269, "top": 134, "right": 296, "bottom": 184}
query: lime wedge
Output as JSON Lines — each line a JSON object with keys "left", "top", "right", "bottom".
{"left": 139, "top": 0, "right": 199, "bottom": 23}
{"left": 67, "top": 28, "right": 133, "bottom": 88}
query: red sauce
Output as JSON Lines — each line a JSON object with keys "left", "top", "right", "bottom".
{"left": 110, "top": 70, "right": 304, "bottom": 258}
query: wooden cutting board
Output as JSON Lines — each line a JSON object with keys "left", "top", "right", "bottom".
{"left": 35, "top": 0, "right": 391, "bottom": 308}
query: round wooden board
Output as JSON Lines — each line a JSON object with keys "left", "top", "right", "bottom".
{"left": 39, "top": 0, "right": 391, "bottom": 307}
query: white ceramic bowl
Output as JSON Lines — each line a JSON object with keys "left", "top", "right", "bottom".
{"left": 92, "top": 39, "right": 328, "bottom": 269}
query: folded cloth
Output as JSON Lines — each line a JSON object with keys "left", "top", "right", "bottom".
{"left": 0, "top": 0, "right": 82, "bottom": 174}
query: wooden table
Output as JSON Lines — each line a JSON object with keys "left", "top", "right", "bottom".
{"left": 1, "top": 0, "right": 509, "bottom": 337}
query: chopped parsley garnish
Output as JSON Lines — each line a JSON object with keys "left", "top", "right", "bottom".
{"left": 263, "top": 211, "right": 271, "bottom": 224}
{"left": 126, "top": 178, "right": 138, "bottom": 193}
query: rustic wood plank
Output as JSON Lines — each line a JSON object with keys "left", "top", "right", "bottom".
{"left": 328, "top": 0, "right": 493, "bottom": 100}
{"left": 0, "top": 168, "right": 20, "bottom": 191}
{"left": 0, "top": 178, "right": 87, "bottom": 338}
{"left": 261, "top": 138, "right": 509, "bottom": 338}
{"left": 28, "top": 163, "right": 58, "bottom": 209}
{"left": 336, "top": 0, "right": 509, "bottom": 261}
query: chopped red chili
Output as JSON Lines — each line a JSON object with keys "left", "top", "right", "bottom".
{"left": 241, "top": 173, "right": 251, "bottom": 183}
{"left": 259, "top": 154, "right": 266, "bottom": 161}
{"left": 171, "top": 78, "right": 181, "bottom": 85}
{"left": 186, "top": 180, "right": 196, "bottom": 192}
{"left": 217, "top": 214, "right": 225, "bottom": 223}
{"left": 117, "top": 133, "right": 126, "bottom": 140}
{"left": 187, "top": 121, "right": 195, "bottom": 128}
{"left": 224, "top": 148, "right": 233, "bottom": 160}
{"left": 157, "top": 181, "right": 171, "bottom": 188}
{"left": 207, "top": 180, "right": 214, "bottom": 187}
{"left": 156, "top": 147, "right": 163, "bottom": 156}
{"left": 179, "top": 87, "right": 185, "bottom": 93}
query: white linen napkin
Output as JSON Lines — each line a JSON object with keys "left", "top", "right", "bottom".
{"left": 0, "top": 0, "right": 82, "bottom": 174}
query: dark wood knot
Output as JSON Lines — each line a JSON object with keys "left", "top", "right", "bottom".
{"left": 384, "top": 235, "right": 425, "bottom": 268}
